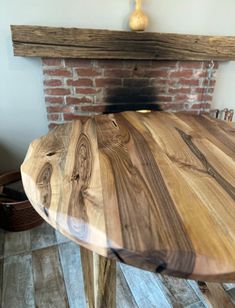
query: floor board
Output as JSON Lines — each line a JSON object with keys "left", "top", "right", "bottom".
{"left": 2, "top": 254, "right": 35, "bottom": 308}
{"left": 0, "top": 259, "right": 3, "bottom": 306}
{"left": 187, "top": 280, "right": 209, "bottom": 305}
{"left": 157, "top": 275, "right": 205, "bottom": 307}
{"left": 58, "top": 241, "right": 86, "bottom": 308}
{"left": 32, "top": 246, "right": 69, "bottom": 308}
{"left": 0, "top": 230, "right": 4, "bottom": 258}
{"left": 116, "top": 265, "right": 138, "bottom": 308}
{"left": 56, "top": 229, "right": 70, "bottom": 244}
{"left": 0, "top": 223, "right": 234, "bottom": 307}
{"left": 223, "top": 284, "right": 235, "bottom": 304}
{"left": 4, "top": 230, "right": 30, "bottom": 257}
{"left": 30, "top": 222, "right": 57, "bottom": 250}
{"left": 120, "top": 263, "right": 172, "bottom": 307}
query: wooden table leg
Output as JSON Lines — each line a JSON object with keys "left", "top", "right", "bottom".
{"left": 198, "top": 281, "right": 234, "bottom": 308}
{"left": 80, "top": 246, "right": 116, "bottom": 308}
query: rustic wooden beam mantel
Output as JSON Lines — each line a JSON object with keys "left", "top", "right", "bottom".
{"left": 11, "top": 25, "right": 235, "bottom": 60}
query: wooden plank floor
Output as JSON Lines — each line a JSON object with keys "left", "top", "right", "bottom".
{"left": 0, "top": 222, "right": 234, "bottom": 308}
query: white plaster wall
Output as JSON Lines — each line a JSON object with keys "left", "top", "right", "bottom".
{"left": 0, "top": 0, "right": 235, "bottom": 170}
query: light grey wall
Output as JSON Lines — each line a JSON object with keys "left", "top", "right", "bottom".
{"left": 0, "top": 0, "right": 235, "bottom": 171}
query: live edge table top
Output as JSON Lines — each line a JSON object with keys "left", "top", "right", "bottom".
{"left": 21, "top": 111, "right": 235, "bottom": 282}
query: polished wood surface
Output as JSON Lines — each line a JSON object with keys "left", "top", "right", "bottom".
{"left": 21, "top": 111, "right": 235, "bottom": 282}
{"left": 80, "top": 247, "right": 116, "bottom": 308}
{"left": 198, "top": 282, "right": 235, "bottom": 308}
{"left": 11, "top": 25, "right": 235, "bottom": 60}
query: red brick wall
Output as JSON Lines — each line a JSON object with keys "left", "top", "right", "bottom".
{"left": 42, "top": 58, "right": 218, "bottom": 128}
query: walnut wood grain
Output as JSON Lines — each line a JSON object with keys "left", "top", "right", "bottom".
{"left": 80, "top": 246, "right": 116, "bottom": 308}
{"left": 80, "top": 246, "right": 95, "bottom": 308}
{"left": 198, "top": 282, "right": 235, "bottom": 308}
{"left": 11, "top": 25, "right": 235, "bottom": 60}
{"left": 21, "top": 111, "right": 235, "bottom": 282}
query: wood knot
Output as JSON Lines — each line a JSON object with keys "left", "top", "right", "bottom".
{"left": 156, "top": 262, "right": 167, "bottom": 273}
{"left": 36, "top": 163, "right": 52, "bottom": 209}
{"left": 76, "top": 133, "right": 92, "bottom": 185}
{"left": 37, "top": 163, "right": 52, "bottom": 185}
{"left": 71, "top": 173, "right": 80, "bottom": 181}
{"left": 112, "top": 120, "right": 118, "bottom": 127}
{"left": 46, "top": 152, "right": 56, "bottom": 156}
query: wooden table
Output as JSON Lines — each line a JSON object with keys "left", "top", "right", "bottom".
{"left": 21, "top": 111, "right": 235, "bottom": 307}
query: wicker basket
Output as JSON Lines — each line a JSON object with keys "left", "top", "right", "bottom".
{"left": 0, "top": 170, "right": 43, "bottom": 231}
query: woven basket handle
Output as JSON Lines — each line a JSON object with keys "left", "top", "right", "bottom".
{"left": 0, "top": 171, "right": 25, "bottom": 202}
{"left": 0, "top": 171, "right": 21, "bottom": 186}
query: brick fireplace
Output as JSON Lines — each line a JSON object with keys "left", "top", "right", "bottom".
{"left": 12, "top": 25, "right": 235, "bottom": 129}
{"left": 42, "top": 58, "right": 218, "bottom": 129}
